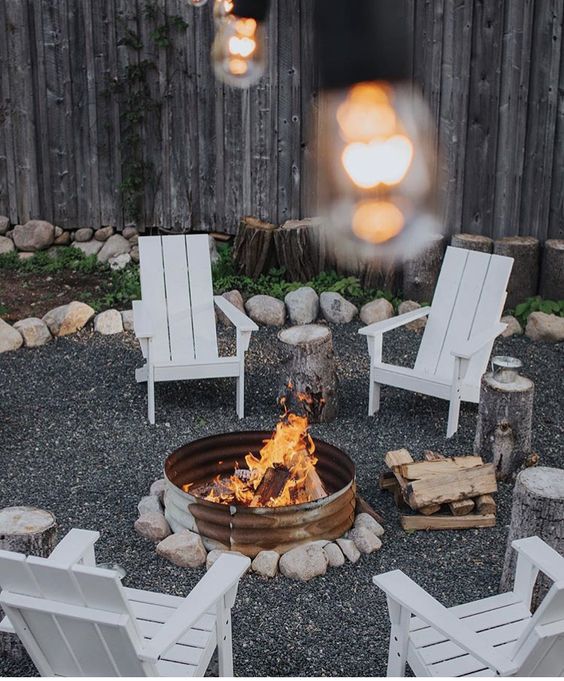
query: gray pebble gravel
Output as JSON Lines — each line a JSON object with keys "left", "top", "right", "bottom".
{"left": 0, "top": 324, "right": 562, "bottom": 676}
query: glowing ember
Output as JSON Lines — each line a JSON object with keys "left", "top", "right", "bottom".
{"left": 182, "top": 402, "right": 327, "bottom": 508}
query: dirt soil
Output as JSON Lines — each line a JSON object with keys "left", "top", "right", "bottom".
{"left": 0, "top": 270, "right": 105, "bottom": 322}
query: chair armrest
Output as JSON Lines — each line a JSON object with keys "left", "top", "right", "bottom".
{"left": 139, "top": 553, "right": 250, "bottom": 663}
{"left": 374, "top": 570, "right": 517, "bottom": 675}
{"left": 132, "top": 300, "right": 153, "bottom": 339}
{"left": 359, "top": 307, "right": 431, "bottom": 337}
{"left": 48, "top": 529, "right": 100, "bottom": 568}
{"left": 451, "top": 322, "right": 506, "bottom": 360}
{"left": 213, "top": 296, "right": 258, "bottom": 332}
{"left": 512, "top": 537, "right": 564, "bottom": 583}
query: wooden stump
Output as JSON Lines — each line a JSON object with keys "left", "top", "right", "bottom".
{"left": 274, "top": 219, "right": 322, "bottom": 282}
{"left": 0, "top": 507, "right": 58, "bottom": 659}
{"left": 539, "top": 239, "right": 564, "bottom": 299}
{"left": 278, "top": 325, "right": 337, "bottom": 422}
{"left": 451, "top": 233, "right": 493, "bottom": 253}
{"left": 493, "top": 236, "right": 540, "bottom": 308}
{"left": 474, "top": 372, "right": 534, "bottom": 480}
{"left": 232, "top": 216, "right": 278, "bottom": 277}
{"left": 500, "top": 467, "right": 564, "bottom": 609}
{"left": 402, "top": 234, "right": 445, "bottom": 303}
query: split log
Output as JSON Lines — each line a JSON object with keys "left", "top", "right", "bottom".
{"left": 384, "top": 448, "right": 413, "bottom": 469}
{"left": 422, "top": 450, "right": 445, "bottom": 461}
{"left": 398, "top": 456, "right": 483, "bottom": 480}
{"left": 475, "top": 494, "right": 496, "bottom": 515}
{"left": 449, "top": 499, "right": 475, "bottom": 516}
{"left": 500, "top": 467, "right": 564, "bottom": 609}
{"left": 539, "top": 239, "right": 564, "bottom": 299}
{"left": 379, "top": 471, "right": 398, "bottom": 491}
{"left": 405, "top": 464, "right": 497, "bottom": 510}
{"left": 419, "top": 503, "right": 442, "bottom": 516}
{"left": 355, "top": 494, "right": 385, "bottom": 524}
{"left": 451, "top": 233, "right": 493, "bottom": 253}
{"left": 401, "top": 514, "right": 496, "bottom": 531}
{"left": 493, "top": 236, "right": 540, "bottom": 308}
{"left": 274, "top": 219, "right": 322, "bottom": 282}
{"left": 402, "top": 234, "right": 445, "bottom": 303}
{"left": 232, "top": 216, "right": 278, "bottom": 277}
{"left": 278, "top": 325, "right": 337, "bottom": 423}
{"left": 252, "top": 466, "right": 291, "bottom": 506}
{"left": 0, "top": 507, "right": 58, "bottom": 659}
{"left": 474, "top": 372, "right": 534, "bottom": 481}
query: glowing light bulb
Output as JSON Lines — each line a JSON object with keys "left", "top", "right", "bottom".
{"left": 213, "top": 0, "right": 234, "bottom": 23}
{"left": 318, "top": 81, "right": 440, "bottom": 262}
{"left": 212, "top": 15, "right": 266, "bottom": 87}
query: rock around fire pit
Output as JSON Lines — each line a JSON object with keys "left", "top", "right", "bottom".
{"left": 134, "top": 431, "right": 385, "bottom": 581}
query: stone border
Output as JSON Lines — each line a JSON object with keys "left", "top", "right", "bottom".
{"left": 135, "top": 479, "right": 385, "bottom": 582}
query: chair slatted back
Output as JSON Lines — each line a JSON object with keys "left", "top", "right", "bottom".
{"left": 510, "top": 581, "right": 564, "bottom": 676}
{"left": 0, "top": 550, "right": 153, "bottom": 677}
{"left": 138, "top": 234, "right": 218, "bottom": 365}
{"left": 414, "top": 247, "right": 513, "bottom": 383}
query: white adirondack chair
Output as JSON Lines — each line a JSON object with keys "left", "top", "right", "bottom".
{"left": 359, "top": 246, "right": 513, "bottom": 437}
{"left": 133, "top": 234, "right": 258, "bottom": 423}
{"left": 374, "top": 536, "right": 564, "bottom": 677}
{"left": 0, "top": 528, "right": 250, "bottom": 677}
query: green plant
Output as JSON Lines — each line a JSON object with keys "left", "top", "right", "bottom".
{"left": 83, "top": 265, "right": 141, "bottom": 312}
{"left": 511, "top": 296, "right": 564, "bottom": 328}
{"left": 0, "top": 247, "right": 102, "bottom": 275}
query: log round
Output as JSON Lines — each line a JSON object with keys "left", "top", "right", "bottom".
{"left": 402, "top": 234, "right": 445, "bottom": 303}
{"left": 274, "top": 219, "right": 322, "bottom": 282}
{"left": 0, "top": 507, "right": 58, "bottom": 660}
{"left": 278, "top": 324, "right": 337, "bottom": 422}
{"left": 232, "top": 216, "right": 278, "bottom": 277}
{"left": 500, "top": 467, "right": 564, "bottom": 609}
{"left": 493, "top": 236, "right": 540, "bottom": 308}
{"left": 451, "top": 233, "right": 493, "bottom": 253}
{"left": 539, "top": 239, "right": 564, "bottom": 299}
{"left": 473, "top": 372, "right": 534, "bottom": 480}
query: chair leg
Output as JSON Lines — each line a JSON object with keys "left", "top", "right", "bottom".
{"left": 236, "top": 367, "right": 245, "bottom": 419}
{"left": 386, "top": 598, "right": 410, "bottom": 677}
{"left": 147, "top": 365, "right": 155, "bottom": 425}
{"left": 446, "top": 395, "right": 461, "bottom": 438}
{"left": 368, "top": 366, "right": 381, "bottom": 416}
{"left": 216, "top": 601, "right": 234, "bottom": 677}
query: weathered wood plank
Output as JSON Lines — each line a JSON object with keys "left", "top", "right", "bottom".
{"left": 0, "top": 0, "right": 19, "bottom": 223}
{"left": 401, "top": 513, "right": 496, "bottom": 532}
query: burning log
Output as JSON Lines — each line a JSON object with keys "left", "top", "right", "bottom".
{"left": 252, "top": 465, "right": 291, "bottom": 506}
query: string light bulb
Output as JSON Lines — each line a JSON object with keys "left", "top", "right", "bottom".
{"left": 211, "top": 0, "right": 269, "bottom": 88}
{"left": 315, "top": 0, "right": 442, "bottom": 263}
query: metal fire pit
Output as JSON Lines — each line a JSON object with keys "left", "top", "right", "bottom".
{"left": 163, "top": 431, "right": 356, "bottom": 557}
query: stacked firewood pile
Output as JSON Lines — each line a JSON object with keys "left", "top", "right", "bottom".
{"left": 380, "top": 449, "right": 498, "bottom": 531}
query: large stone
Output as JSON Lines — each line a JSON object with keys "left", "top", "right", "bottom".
{"left": 97, "top": 234, "right": 131, "bottom": 263}
{"left": 121, "top": 310, "right": 134, "bottom": 332}
{"left": 525, "top": 312, "right": 564, "bottom": 343}
{"left": 72, "top": 240, "right": 102, "bottom": 257}
{"left": 95, "top": 226, "right": 114, "bottom": 242}
{"left": 354, "top": 513, "right": 385, "bottom": 537}
{"left": 323, "top": 542, "right": 345, "bottom": 568}
{"left": 130, "top": 245, "right": 139, "bottom": 263}
{"left": 319, "top": 292, "right": 358, "bottom": 324}
{"left": 216, "top": 290, "right": 245, "bottom": 327}
{"left": 13, "top": 318, "right": 52, "bottom": 347}
{"left": 360, "top": 298, "right": 394, "bottom": 325}
{"left": 150, "top": 478, "right": 166, "bottom": 501}
{"left": 336, "top": 538, "right": 361, "bottom": 563}
{"left": 137, "top": 495, "right": 162, "bottom": 516}
{"left": 279, "top": 543, "right": 328, "bottom": 581}
{"left": 122, "top": 226, "right": 138, "bottom": 240}
{"left": 0, "top": 319, "right": 23, "bottom": 353}
{"left": 284, "top": 287, "right": 319, "bottom": 325}
{"left": 398, "top": 300, "right": 427, "bottom": 332}
{"left": 501, "top": 315, "right": 523, "bottom": 338}
{"left": 54, "top": 230, "right": 71, "bottom": 246}
{"left": 74, "top": 228, "right": 94, "bottom": 242}
{"left": 251, "top": 550, "right": 280, "bottom": 578}
{"left": 206, "top": 549, "right": 248, "bottom": 571}
{"left": 109, "top": 253, "right": 131, "bottom": 271}
{"left": 134, "top": 513, "right": 171, "bottom": 543}
{"left": 0, "top": 236, "right": 15, "bottom": 254}
{"left": 156, "top": 530, "right": 207, "bottom": 568}
{"left": 13, "top": 220, "right": 55, "bottom": 252}
{"left": 348, "top": 526, "right": 382, "bottom": 555}
{"left": 94, "top": 309, "right": 124, "bottom": 335}
{"left": 245, "top": 295, "right": 286, "bottom": 326}
{"left": 0, "top": 216, "right": 9, "bottom": 235}
{"left": 42, "top": 301, "right": 95, "bottom": 336}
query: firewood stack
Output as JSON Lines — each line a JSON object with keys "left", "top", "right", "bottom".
{"left": 380, "top": 449, "right": 498, "bottom": 531}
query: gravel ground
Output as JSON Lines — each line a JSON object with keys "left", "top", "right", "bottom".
{"left": 0, "top": 323, "right": 562, "bottom": 677}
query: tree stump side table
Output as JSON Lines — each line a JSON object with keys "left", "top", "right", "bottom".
{"left": 278, "top": 324, "right": 337, "bottom": 422}
{"left": 500, "top": 468, "right": 564, "bottom": 610}
{"left": 0, "top": 506, "right": 58, "bottom": 659}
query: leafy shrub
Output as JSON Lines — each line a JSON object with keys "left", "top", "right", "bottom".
{"left": 0, "top": 247, "right": 101, "bottom": 274}
{"left": 512, "top": 296, "right": 564, "bottom": 328}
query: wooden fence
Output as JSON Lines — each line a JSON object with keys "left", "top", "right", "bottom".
{"left": 0, "top": 0, "right": 562, "bottom": 241}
